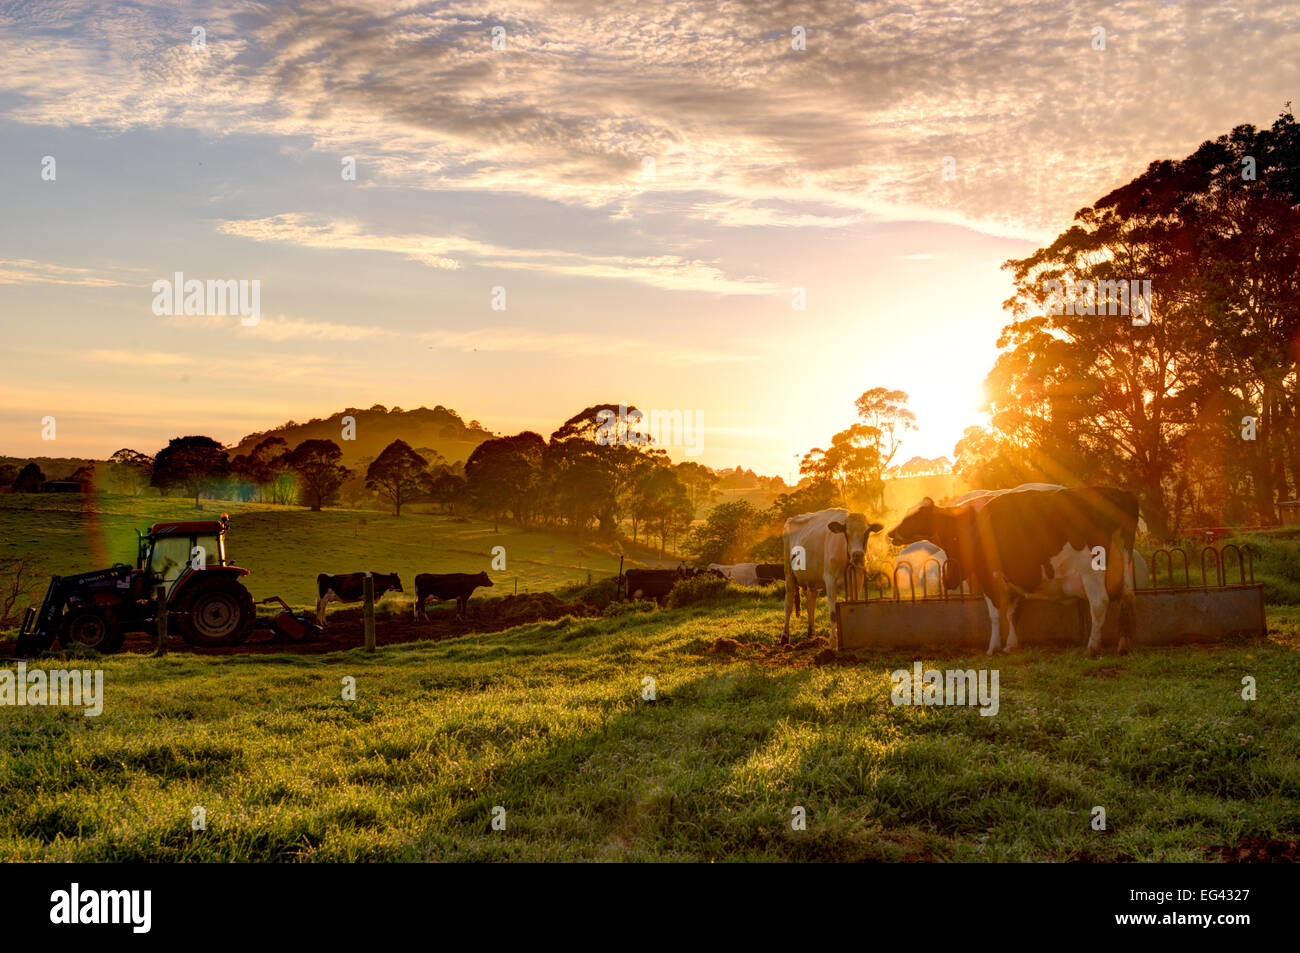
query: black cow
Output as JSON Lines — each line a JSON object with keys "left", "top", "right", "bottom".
{"left": 621, "top": 568, "right": 685, "bottom": 604}
{"left": 755, "top": 563, "right": 785, "bottom": 583}
{"left": 316, "top": 572, "right": 403, "bottom": 625}
{"left": 414, "top": 571, "right": 494, "bottom": 619}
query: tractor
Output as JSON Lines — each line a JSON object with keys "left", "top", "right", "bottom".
{"left": 16, "top": 513, "right": 319, "bottom": 655}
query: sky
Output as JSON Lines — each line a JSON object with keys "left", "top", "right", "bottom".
{"left": 1, "top": 0, "right": 1298, "bottom": 481}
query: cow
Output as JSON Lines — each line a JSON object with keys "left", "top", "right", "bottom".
{"left": 893, "top": 485, "right": 1070, "bottom": 597}
{"left": 708, "top": 563, "right": 761, "bottom": 586}
{"left": 414, "top": 571, "right": 493, "bottom": 619}
{"left": 887, "top": 486, "right": 1139, "bottom": 657}
{"left": 893, "top": 540, "right": 953, "bottom": 597}
{"left": 781, "top": 509, "right": 885, "bottom": 645}
{"left": 315, "top": 572, "right": 404, "bottom": 625}
{"left": 622, "top": 568, "right": 685, "bottom": 603}
{"left": 755, "top": 563, "right": 785, "bottom": 584}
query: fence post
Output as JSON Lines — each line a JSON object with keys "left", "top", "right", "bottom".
{"left": 363, "top": 573, "right": 376, "bottom": 653}
{"left": 153, "top": 585, "right": 168, "bottom": 657}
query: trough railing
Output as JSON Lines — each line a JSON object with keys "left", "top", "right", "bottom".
{"left": 867, "top": 544, "right": 1256, "bottom": 604}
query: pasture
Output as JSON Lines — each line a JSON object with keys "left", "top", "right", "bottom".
{"left": 1, "top": 589, "right": 1297, "bottom": 862}
{"left": 0, "top": 492, "right": 673, "bottom": 611}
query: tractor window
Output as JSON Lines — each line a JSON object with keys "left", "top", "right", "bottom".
{"left": 149, "top": 536, "right": 191, "bottom": 590}
{"left": 192, "top": 534, "right": 225, "bottom": 568}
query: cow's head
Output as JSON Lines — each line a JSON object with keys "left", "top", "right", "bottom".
{"left": 388, "top": 574, "right": 404, "bottom": 592}
{"left": 888, "top": 498, "right": 938, "bottom": 547}
{"left": 827, "top": 513, "right": 885, "bottom": 570}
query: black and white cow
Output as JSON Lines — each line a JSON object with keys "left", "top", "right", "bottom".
{"left": 413, "top": 571, "right": 493, "bottom": 619}
{"left": 888, "top": 486, "right": 1139, "bottom": 656}
{"left": 315, "top": 572, "right": 403, "bottom": 625}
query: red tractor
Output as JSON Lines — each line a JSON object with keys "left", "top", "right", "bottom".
{"left": 17, "top": 513, "right": 318, "bottom": 654}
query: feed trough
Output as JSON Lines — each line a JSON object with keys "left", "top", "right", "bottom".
{"left": 835, "top": 544, "right": 1266, "bottom": 652}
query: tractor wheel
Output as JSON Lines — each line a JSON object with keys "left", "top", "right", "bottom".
{"left": 60, "top": 607, "right": 125, "bottom": 654}
{"left": 176, "top": 580, "right": 255, "bottom": 647}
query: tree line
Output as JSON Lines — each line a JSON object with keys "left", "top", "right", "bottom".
{"left": 954, "top": 109, "right": 1300, "bottom": 538}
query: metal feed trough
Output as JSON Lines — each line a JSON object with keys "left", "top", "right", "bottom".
{"left": 835, "top": 544, "right": 1267, "bottom": 652}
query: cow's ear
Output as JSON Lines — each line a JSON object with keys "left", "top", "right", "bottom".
{"left": 828, "top": 521, "right": 845, "bottom": 534}
{"left": 869, "top": 522, "right": 884, "bottom": 534}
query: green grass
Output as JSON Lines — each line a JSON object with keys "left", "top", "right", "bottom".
{"left": 0, "top": 492, "right": 672, "bottom": 611}
{"left": 2, "top": 593, "right": 1297, "bottom": 861}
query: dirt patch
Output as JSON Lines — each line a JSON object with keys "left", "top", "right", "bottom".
{"left": 1211, "top": 833, "right": 1300, "bottom": 862}
{"left": 813, "top": 648, "right": 838, "bottom": 666}
{"left": 707, "top": 637, "right": 741, "bottom": 656}
{"left": 107, "top": 593, "right": 597, "bottom": 656}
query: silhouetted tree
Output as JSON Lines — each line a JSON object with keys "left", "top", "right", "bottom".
{"left": 152, "top": 436, "right": 229, "bottom": 506}
{"left": 11, "top": 462, "right": 44, "bottom": 494}
{"left": 365, "top": 439, "right": 431, "bottom": 516}
{"left": 288, "top": 439, "right": 350, "bottom": 511}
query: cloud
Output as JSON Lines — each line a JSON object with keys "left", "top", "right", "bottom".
{"left": 418, "top": 325, "right": 751, "bottom": 364}
{"left": 3, "top": 1, "right": 1296, "bottom": 238}
{"left": 0, "top": 259, "right": 129, "bottom": 287}
{"left": 218, "top": 213, "right": 781, "bottom": 293}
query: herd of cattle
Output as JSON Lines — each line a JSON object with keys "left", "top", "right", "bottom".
{"left": 315, "top": 483, "right": 1142, "bottom": 658}
{"left": 315, "top": 571, "right": 495, "bottom": 624}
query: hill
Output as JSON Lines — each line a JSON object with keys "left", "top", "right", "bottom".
{"left": 230, "top": 405, "right": 494, "bottom": 467}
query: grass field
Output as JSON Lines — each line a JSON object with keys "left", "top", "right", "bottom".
{"left": 0, "top": 492, "right": 676, "bottom": 613}
{"left": 1, "top": 589, "right": 1297, "bottom": 861}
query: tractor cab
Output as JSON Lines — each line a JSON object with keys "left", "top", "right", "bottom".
{"left": 138, "top": 513, "right": 231, "bottom": 597}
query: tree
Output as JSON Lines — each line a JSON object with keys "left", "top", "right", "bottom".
{"left": 288, "top": 439, "right": 350, "bottom": 511}
{"left": 151, "top": 436, "right": 229, "bottom": 506}
{"left": 854, "top": 388, "right": 917, "bottom": 487}
{"left": 429, "top": 468, "right": 467, "bottom": 514}
{"left": 365, "top": 439, "right": 432, "bottom": 516}
{"left": 103, "top": 449, "right": 153, "bottom": 495}
{"left": 550, "top": 403, "right": 649, "bottom": 536}
{"left": 799, "top": 423, "right": 884, "bottom": 506}
{"left": 686, "top": 500, "right": 760, "bottom": 566}
{"left": 991, "top": 110, "right": 1300, "bottom": 533}
{"left": 11, "top": 462, "right": 44, "bottom": 493}
{"left": 675, "top": 460, "right": 720, "bottom": 513}
{"left": 243, "top": 436, "right": 292, "bottom": 503}
{"left": 464, "top": 433, "right": 546, "bottom": 529}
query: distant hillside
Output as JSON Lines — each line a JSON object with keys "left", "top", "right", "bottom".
{"left": 231, "top": 405, "right": 494, "bottom": 466}
{"left": 0, "top": 457, "right": 97, "bottom": 480}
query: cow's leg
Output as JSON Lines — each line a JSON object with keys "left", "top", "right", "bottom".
{"left": 1080, "top": 567, "right": 1110, "bottom": 658}
{"left": 984, "top": 594, "right": 1003, "bottom": 655}
{"left": 781, "top": 579, "right": 794, "bottom": 644}
{"left": 1003, "top": 595, "right": 1021, "bottom": 652}
{"left": 824, "top": 573, "right": 841, "bottom": 649}
{"left": 315, "top": 594, "right": 329, "bottom": 626}
{"left": 1117, "top": 550, "right": 1136, "bottom": 655}
{"left": 806, "top": 587, "right": 816, "bottom": 641}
